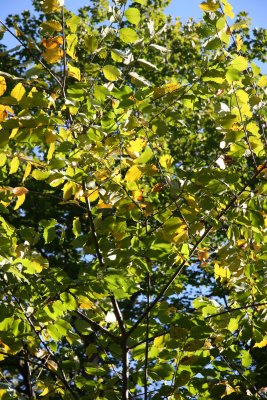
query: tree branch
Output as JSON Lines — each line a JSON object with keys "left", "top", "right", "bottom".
{"left": 205, "top": 301, "right": 267, "bottom": 320}
{"left": 126, "top": 162, "right": 267, "bottom": 337}
{"left": 144, "top": 273, "right": 150, "bottom": 400}
{"left": 75, "top": 310, "right": 120, "bottom": 342}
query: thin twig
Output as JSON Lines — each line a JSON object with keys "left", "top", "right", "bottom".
{"left": 61, "top": 6, "right": 67, "bottom": 94}
{"left": 205, "top": 301, "right": 267, "bottom": 319}
{"left": 144, "top": 273, "right": 150, "bottom": 400}
{"left": 121, "top": 336, "right": 129, "bottom": 400}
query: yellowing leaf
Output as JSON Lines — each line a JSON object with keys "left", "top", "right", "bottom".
{"left": 159, "top": 154, "right": 174, "bottom": 169}
{"left": 214, "top": 263, "right": 230, "bottom": 280}
{"left": 125, "top": 165, "right": 143, "bottom": 182}
{"left": 12, "top": 187, "right": 29, "bottom": 196}
{"left": 97, "top": 200, "right": 112, "bottom": 209}
{"left": 9, "top": 156, "right": 20, "bottom": 175}
{"left": 68, "top": 64, "right": 81, "bottom": 81}
{"left": 62, "top": 181, "right": 75, "bottom": 201}
{"left": 253, "top": 339, "right": 267, "bottom": 348}
{"left": 0, "top": 105, "right": 13, "bottom": 121}
{"left": 14, "top": 194, "right": 26, "bottom": 210}
{"left": 199, "top": 1, "right": 219, "bottom": 12}
{"left": 0, "top": 153, "right": 7, "bottom": 167}
{"left": 21, "top": 162, "right": 31, "bottom": 182}
{"left": 258, "top": 75, "right": 267, "bottom": 88}
{"left": 103, "top": 65, "right": 121, "bottom": 82}
{"left": 47, "top": 142, "right": 55, "bottom": 160}
{"left": 0, "top": 76, "right": 7, "bottom": 96}
{"left": 119, "top": 28, "right": 139, "bottom": 44}
{"left": 43, "top": 0, "right": 62, "bottom": 12}
{"left": 198, "top": 249, "right": 209, "bottom": 261}
{"left": 87, "top": 189, "right": 99, "bottom": 202}
{"left": 127, "top": 138, "right": 146, "bottom": 156}
{"left": 236, "top": 89, "right": 249, "bottom": 104}
{"left": 11, "top": 82, "right": 26, "bottom": 102}
{"left": 125, "top": 8, "right": 141, "bottom": 26}
{"left": 231, "top": 56, "right": 248, "bottom": 72}
{"left": 78, "top": 296, "right": 96, "bottom": 310}
{"left": 42, "top": 47, "right": 63, "bottom": 64}
{"left": 42, "top": 36, "right": 63, "bottom": 49}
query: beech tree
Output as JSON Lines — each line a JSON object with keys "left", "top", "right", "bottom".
{"left": 0, "top": 0, "right": 267, "bottom": 399}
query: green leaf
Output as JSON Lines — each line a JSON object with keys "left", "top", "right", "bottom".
{"left": 125, "top": 8, "right": 141, "bottom": 25}
{"left": 32, "top": 170, "right": 50, "bottom": 180}
{"left": 231, "top": 55, "right": 248, "bottom": 71}
{"left": 119, "top": 28, "right": 139, "bottom": 44}
{"left": 228, "top": 318, "right": 238, "bottom": 332}
{"left": 241, "top": 350, "right": 252, "bottom": 368}
{"left": 102, "top": 65, "right": 121, "bottom": 82}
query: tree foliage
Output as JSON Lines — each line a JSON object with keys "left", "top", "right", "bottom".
{"left": 0, "top": 0, "right": 267, "bottom": 399}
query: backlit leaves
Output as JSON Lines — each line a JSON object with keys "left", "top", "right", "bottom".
{"left": 0, "top": 0, "right": 266, "bottom": 398}
{"left": 125, "top": 8, "right": 141, "bottom": 26}
{"left": 103, "top": 64, "right": 121, "bottom": 81}
{"left": 0, "top": 77, "right": 6, "bottom": 96}
{"left": 119, "top": 28, "right": 139, "bottom": 44}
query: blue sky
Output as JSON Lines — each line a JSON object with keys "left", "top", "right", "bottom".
{"left": 1, "top": 0, "right": 267, "bottom": 27}
{"left": 1, "top": 0, "right": 267, "bottom": 71}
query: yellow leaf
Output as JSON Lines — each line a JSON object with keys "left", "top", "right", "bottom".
{"left": 42, "top": 36, "right": 63, "bottom": 49}
{"left": 47, "top": 142, "right": 55, "bottom": 160}
{"left": 125, "top": 165, "right": 143, "bottom": 182}
{"left": 214, "top": 262, "right": 230, "bottom": 280}
{"left": 12, "top": 187, "right": 29, "bottom": 196}
{"left": 236, "top": 34, "right": 243, "bottom": 52}
{"left": 66, "top": 33, "right": 78, "bottom": 59}
{"left": 0, "top": 153, "right": 7, "bottom": 167}
{"left": 254, "top": 339, "right": 267, "bottom": 348}
{"left": 42, "top": 47, "right": 63, "bottom": 64}
{"left": 78, "top": 296, "right": 96, "bottom": 310}
{"left": 23, "top": 162, "right": 32, "bottom": 182}
{"left": 97, "top": 200, "right": 112, "bottom": 209}
{"left": 132, "top": 190, "right": 144, "bottom": 201}
{"left": 223, "top": 0, "right": 235, "bottom": 18}
{"left": 198, "top": 249, "right": 209, "bottom": 261}
{"left": 0, "top": 76, "right": 7, "bottom": 96}
{"left": 0, "top": 105, "right": 14, "bottom": 122}
{"left": 47, "top": 360, "right": 58, "bottom": 371}
{"left": 11, "top": 83, "right": 26, "bottom": 102}
{"left": 39, "top": 387, "right": 50, "bottom": 397}
{"left": 87, "top": 189, "right": 99, "bottom": 202}
{"left": 68, "top": 64, "right": 81, "bottom": 81}
{"left": 159, "top": 154, "right": 174, "bottom": 169}
{"left": 43, "top": 0, "right": 63, "bottom": 12}
{"left": 127, "top": 138, "right": 146, "bottom": 156}
{"left": 173, "top": 224, "right": 188, "bottom": 244}
{"left": 14, "top": 194, "right": 26, "bottom": 210}
{"left": 9, "top": 156, "right": 20, "bottom": 175}
{"left": 62, "top": 181, "right": 75, "bottom": 201}
{"left": 258, "top": 75, "right": 267, "bottom": 88}
{"left": 199, "top": 1, "right": 219, "bottom": 12}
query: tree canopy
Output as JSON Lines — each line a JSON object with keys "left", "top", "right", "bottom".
{"left": 0, "top": 0, "right": 267, "bottom": 399}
